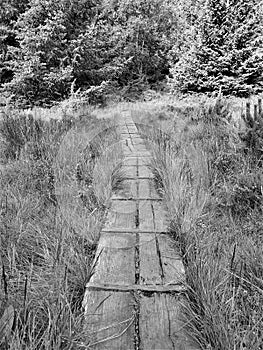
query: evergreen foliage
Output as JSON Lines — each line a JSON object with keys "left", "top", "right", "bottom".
{"left": 170, "top": 0, "right": 263, "bottom": 96}
{"left": 0, "top": 0, "right": 262, "bottom": 104}
{"left": 1, "top": 0, "right": 178, "bottom": 105}
{"left": 0, "top": 0, "right": 29, "bottom": 85}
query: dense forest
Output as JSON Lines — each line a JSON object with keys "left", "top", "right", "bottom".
{"left": 0, "top": 0, "right": 262, "bottom": 106}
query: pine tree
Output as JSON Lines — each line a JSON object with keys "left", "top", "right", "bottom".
{"left": 3, "top": 0, "right": 99, "bottom": 105}
{"left": 0, "top": 0, "right": 29, "bottom": 85}
{"left": 225, "top": 0, "right": 263, "bottom": 95}
{"left": 3, "top": 0, "right": 179, "bottom": 105}
{"left": 170, "top": 0, "right": 263, "bottom": 96}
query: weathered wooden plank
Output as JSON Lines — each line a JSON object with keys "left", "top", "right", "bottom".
{"left": 83, "top": 114, "right": 198, "bottom": 350}
{"left": 122, "top": 145, "right": 135, "bottom": 156}
{"left": 122, "top": 165, "right": 137, "bottom": 178}
{"left": 139, "top": 233, "right": 162, "bottom": 285}
{"left": 152, "top": 201, "right": 168, "bottom": 231}
{"left": 90, "top": 232, "right": 136, "bottom": 286}
{"left": 112, "top": 179, "right": 137, "bottom": 199}
{"left": 140, "top": 294, "right": 199, "bottom": 350}
{"left": 120, "top": 138, "right": 133, "bottom": 148}
{"left": 124, "top": 153, "right": 151, "bottom": 158}
{"left": 105, "top": 200, "right": 136, "bottom": 229}
{"left": 119, "top": 132, "right": 139, "bottom": 135}
{"left": 157, "top": 235, "right": 185, "bottom": 285}
{"left": 118, "top": 123, "right": 130, "bottom": 128}
{"left": 165, "top": 295, "right": 201, "bottom": 350}
{"left": 132, "top": 137, "right": 145, "bottom": 146}
{"left": 127, "top": 126, "right": 138, "bottom": 133}
{"left": 101, "top": 228, "right": 166, "bottom": 234}
{"left": 122, "top": 176, "right": 155, "bottom": 181}
{"left": 134, "top": 145, "right": 149, "bottom": 153}
{"left": 138, "top": 178, "right": 159, "bottom": 199}
{"left": 87, "top": 283, "right": 185, "bottom": 293}
{"left": 122, "top": 158, "right": 138, "bottom": 166}
{"left": 149, "top": 177, "right": 161, "bottom": 197}
{"left": 139, "top": 160, "right": 151, "bottom": 167}
{"left": 118, "top": 129, "right": 130, "bottom": 135}
{"left": 139, "top": 165, "right": 153, "bottom": 178}
{"left": 111, "top": 198, "right": 162, "bottom": 202}
{"left": 138, "top": 179, "right": 151, "bottom": 197}
{"left": 119, "top": 137, "right": 130, "bottom": 145}
{"left": 83, "top": 291, "right": 135, "bottom": 350}
{"left": 139, "top": 201, "right": 155, "bottom": 231}
{"left": 139, "top": 294, "right": 179, "bottom": 350}
{"left": 123, "top": 151, "right": 136, "bottom": 157}
{"left": 121, "top": 157, "right": 151, "bottom": 167}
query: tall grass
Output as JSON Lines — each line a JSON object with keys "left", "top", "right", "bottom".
{"left": 0, "top": 108, "right": 123, "bottom": 348}
{"left": 143, "top": 96, "right": 263, "bottom": 349}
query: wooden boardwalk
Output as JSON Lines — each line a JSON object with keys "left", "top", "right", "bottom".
{"left": 83, "top": 112, "right": 198, "bottom": 349}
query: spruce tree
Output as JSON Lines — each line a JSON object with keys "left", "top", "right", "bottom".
{"left": 225, "top": 0, "right": 263, "bottom": 95}
{"left": 3, "top": 0, "right": 178, "bottom": 105}
{"left": 0, "top": 0, "right": 29, "bottom": 85}
{"left": 170, "top": 0, "right": 263, "bottom": 96}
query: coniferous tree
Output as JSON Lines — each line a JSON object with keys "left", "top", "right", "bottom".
{"left": 2, "top": 0, "right": 178, "bottom": 105}
{"left": 170, "top": 0, "right": 263, "bottom": 96}
{"left": 0, "top": 0, "right": 29, "bottom": 85}
{"left": 225, "top": 0, "right": 263, "bottom": 95}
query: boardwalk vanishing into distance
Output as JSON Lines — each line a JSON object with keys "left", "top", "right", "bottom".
{"left": 83, "top": 111, "right": 199, "bottom": 349}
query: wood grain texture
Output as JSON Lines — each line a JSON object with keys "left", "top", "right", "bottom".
{"left": 139, "top": 293, "right": 179, "bottom": 350}
{"left": 83, "top": 112, "right": 199, "bottom": 349}
{"left": 138, "top": 179, "right": 151, "bottom": 197}
{"left": 165, "top": 295, "right": 201, "bottom": 350}
{"left": 112, "top": 179, "right": 137, "bottom": 199}
{"left": 139, "top": 201, "right": 155, "bottom": 231}
{"left": 83, "top": 291, "right": 135, "bottom": 350}
{"left": 139, "top": 233, "right": 162, "bottom": 285}
{"left": 139, "top": 165, "right": 153, "bottom": 178}
{"left": 140, "top": 294, "right": 199, "bottom": 350}
{"left": 152, "top": 201, "right": 168, "bottom": 231}
{"left": 157, "top": 234, "right": 185, "bottom": 285}
{"left": 122, "top": 158, "right": 138, "bottom": 166}
{"left": 105, "top": 200, "right": 136, "bottom": 229}
{"left": 87, "top": 283, "right": 185, "bottom": 293}
{"left": 90, "top": 232, "right": 136, "bottom": 286}
{"left": 123, "top": 165, "right": 137, "bottom": 178}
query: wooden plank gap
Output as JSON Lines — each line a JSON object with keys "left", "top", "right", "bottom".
{"left": 87, "top": 283, "right": 186, "bottom": 293}
{"left": 101, "top": 229, "right": 167, "bottom": 234}
{"left": 111, "top": 198, "right": 162, "bottom": 201}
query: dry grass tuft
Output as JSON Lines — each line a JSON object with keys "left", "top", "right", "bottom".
{"left": 0, "top": 107, "right": 123, "bottom": 348}
{"left": 139, "top": 95, "right": 263, "bottom": 349}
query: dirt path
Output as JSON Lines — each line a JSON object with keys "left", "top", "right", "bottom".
{"left": 83, "top": 111, "right": 198, "bottom": 349}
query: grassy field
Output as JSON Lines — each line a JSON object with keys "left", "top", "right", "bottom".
{"left": 130, "top": 94, "right": 263, "bottom": 349}
{"left": 0, "top": 104, "right": 124, "bottom": 349}
{"left": 0, "top": 93, "right": 262, "bottom": 349}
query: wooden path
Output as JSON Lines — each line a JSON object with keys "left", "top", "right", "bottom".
{"left": 83, "top": 112, "right": 198, "bottom": 349}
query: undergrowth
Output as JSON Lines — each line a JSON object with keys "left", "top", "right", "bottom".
{"left": 142, "top": 95, "right": 263, "bottom": 349}
{"left": 0, "top": 108, "right": 123, "bottom": 349}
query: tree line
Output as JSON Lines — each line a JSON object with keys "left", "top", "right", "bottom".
{"left": 0, "top": 0, "right": 262, "bottom": 106}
